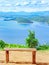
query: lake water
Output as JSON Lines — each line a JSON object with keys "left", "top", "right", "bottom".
{"left": 0, "top": 20, "right": 49, "bottom": 45}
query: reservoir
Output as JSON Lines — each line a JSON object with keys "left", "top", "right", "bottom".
{"left": 0, "top": 20, "right": 49, "bottom": 45}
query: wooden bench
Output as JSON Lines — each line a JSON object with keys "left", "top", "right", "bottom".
{"left": 4, "top": 48, "right": 36, "bottom": 64}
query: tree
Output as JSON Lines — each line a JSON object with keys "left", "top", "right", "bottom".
{"left": 26, "top": 30, "right": 38, "bottom": 48}
{"left": 0, "top": 40, "right": 6, "bottom": 49}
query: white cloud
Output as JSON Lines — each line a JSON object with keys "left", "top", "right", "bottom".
{"left": 16, "top": 2, "right": 20, "bottom": 6}
{"left": 23, "top": 7, "right": 49, "bottom": 12}
{"left": 41, "top": 0, "right": 45, "bottom": 4}
{"left": 0, "top": 0, "right": 49, "bottom": 12}
{"left": 31, "top": 1, "right": 37, "bottom": 4}
{"left": 5, "top": 3, "right": 11, "bottom": 6}
{"left": 0, "top": 4, "right": 2, "bottom": 6}
{"left": 21, "top": 1, "right": 29, "bottom": 5}
{"left": 40, "top": 0, "right": 48, "bottom": 5}
{"left": 14, "top": 1, "right": 29, "bottom": 6}
{"left": 36, "top": 0, "right": 49, "bottom": 5}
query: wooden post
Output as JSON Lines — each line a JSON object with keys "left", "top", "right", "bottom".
{"left": 32, "top": 51, "right": 36, "bottom": 64}
{"left": 6, "top": 50, "right": 9, "bottom": 63}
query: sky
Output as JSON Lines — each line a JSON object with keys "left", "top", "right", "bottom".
{"left": 0, "top": 0, "right": 49, "bottom": 12}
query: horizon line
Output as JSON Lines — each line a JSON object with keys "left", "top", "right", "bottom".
{"left": 0, "top": 10, "right": 49, "bottom": 13}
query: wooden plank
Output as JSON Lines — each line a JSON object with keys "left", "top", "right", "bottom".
{"left": 4, "top": 48, "right": 36, "bottom": 52}
{"left": 9, "top": 61, "right": 32, "bottom": 64}
{"left": 0, "top": 63, "right": 36, "bottom": 65}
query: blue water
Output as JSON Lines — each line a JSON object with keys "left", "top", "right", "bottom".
{"left": 0, "top": 20, "right": 49, "bottom": 45}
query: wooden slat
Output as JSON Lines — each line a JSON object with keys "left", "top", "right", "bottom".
{"left": 4, "top": 48, "right": 36, "bottom": 51}
{"left": 9, "top": 61, "right": 32, "bottom": 64}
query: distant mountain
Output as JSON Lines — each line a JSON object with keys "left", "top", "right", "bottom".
{"left": 0, "top": 11, "right": 49, "bottom": 16}
{"left": 0, "top": 11, "right": 49, "bottom": 24}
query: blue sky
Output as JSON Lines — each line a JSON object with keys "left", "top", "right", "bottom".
{"left": 0, "top": 0, "right": 49, "bottom": 12}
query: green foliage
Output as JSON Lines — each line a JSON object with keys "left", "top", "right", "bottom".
{"left": 37, "top": 44, "right": 49, "bottom": 50}
{"left": 26, "top": 30, "right": 38, "bottom": 48}
{"left": 0, "top": 40, "right": 6, "bottom": 49}
{"left": 5, "top": 44, "right": 28, "bottom": 48}
{"left": 0, "top": 39, "right": 49, "bottom": 50}
{"left": 0, "top": 39, "right": 29, "bottom": 50}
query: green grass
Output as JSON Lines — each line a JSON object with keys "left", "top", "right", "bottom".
{"left": 4, "top": 43, "right": 49, "bottom": 50}
{"left": 0, "top": 43, "right": 29, "bottom": 50}
{"left": 0, "top": 43, "right": 49, "bottom": 50}
{"left": 4, "top": 43, "right": 29, "bottom": 48}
